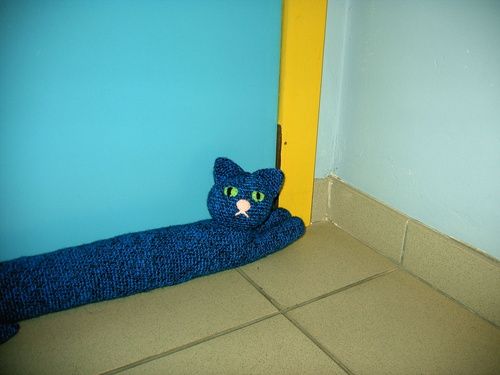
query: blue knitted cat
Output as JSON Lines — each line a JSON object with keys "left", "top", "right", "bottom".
{"left": 0, "top": 157, "right": 305, "bottom": 344}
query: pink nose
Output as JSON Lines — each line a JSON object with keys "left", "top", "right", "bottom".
{"left": 236, "top": 199, "right": 251, "bottom": 213}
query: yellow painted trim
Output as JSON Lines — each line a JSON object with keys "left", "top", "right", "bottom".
{"left": 278, "top": 0, "right": 327, "bottom": 225}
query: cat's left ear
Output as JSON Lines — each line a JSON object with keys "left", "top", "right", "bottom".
{"left": 213, "top": 157, "right": 245, "bottom": 183}
{"left": 254, "top": 168, "right": 284, "bottom": 198}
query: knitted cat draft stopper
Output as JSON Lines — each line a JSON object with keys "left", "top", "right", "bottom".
{"left": 0, "top": 157, "right": 305, "bottom": 344}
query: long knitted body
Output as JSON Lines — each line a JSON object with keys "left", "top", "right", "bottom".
{"left": 0, "top": 211, "right": 303, "bottom": 343}
{"left": 0, "top": 211, "right": 302, "bottom": 333}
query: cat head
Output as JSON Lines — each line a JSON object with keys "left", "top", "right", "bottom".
{"left": 207, "top": 157, "right": 284, "bottom": 229}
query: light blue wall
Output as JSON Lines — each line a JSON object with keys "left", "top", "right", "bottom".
{"left": 316, "top": 0, "right": 349, "bottom": 178}
{"left": 0, "top": 0, "right": 282, "bottom": 261}
{"left": 317, "top": 0, "right": 500, "bottom": 258}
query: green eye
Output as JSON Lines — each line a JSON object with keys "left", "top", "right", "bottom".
{"left": 223, "top": 186, "right": 238, "bottom": 197}
{"left": 252, "top": 191, "right": 265, "bottom": 202}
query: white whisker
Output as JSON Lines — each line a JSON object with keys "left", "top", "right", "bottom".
{"left": 235, "top": 211, "right": 249, "bottom": 218}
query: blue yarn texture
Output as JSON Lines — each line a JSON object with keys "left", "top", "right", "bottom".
{"left": 0, "top": 157, "right": 305, "bottom": 344}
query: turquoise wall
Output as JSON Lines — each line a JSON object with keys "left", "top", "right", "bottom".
{"left": 0, "top": 0, "right": 282, "bottom": 261}
{"left": 317, "top": 0, "right": 500, "bottom": 258}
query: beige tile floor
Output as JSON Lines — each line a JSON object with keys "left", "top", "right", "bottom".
{"left": 0, "top": 222, "right": 499, "bottom": 375}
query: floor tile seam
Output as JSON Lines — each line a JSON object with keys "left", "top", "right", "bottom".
{"left": 236, "top": 268, "right": 285, "bottom": 310}
{"left": 283, "top": 312, "right": 356, "bottom": 375}
{"left": 99, "top": 311, "right": 282, "bottom": 375}
{"left": 400, "top": 267, "right": 500, "bottom": 330}
{"left": 96, "top": 265, "right": 394, "bottom": 375}
{"left": 238, "top": 265, "right": 398, "bottom": 315}
{"left": 399, "top": 219, "right": 410, "bottom": 264}
{"left": 326, "top": 220, "right": 402, "bottom": 267}
{"left": 239, "top": 261, "right": 357, "bottom": 374}
{"left": 282, "top": 268, "right": 399, "bottom": 313}
{"left": 324, "top": 208, "right": 499, "bottom": 267}
{"left": 323, "top": 220, "right": 500, "bottom": 328}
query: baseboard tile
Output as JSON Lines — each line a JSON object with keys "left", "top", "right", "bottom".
{"left": 312, "top": 176, "right": 500, "bottom": 327}
{"left": 403, "top": 220, "right": 500, "bottom": 326}
{"left": 329, "top": 177, "right": 408, "bottom": 263}
{"left": 311, "top": 178, "right": 330, "bottom": 223}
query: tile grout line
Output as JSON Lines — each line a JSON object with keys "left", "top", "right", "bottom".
{"left": 322, "top": 221, "right": 500, "bottom": 329}
{"left": 313, "top": 220, "right": 499, "bottom": 325}
{"left": 282, "top": 268, "right": 398, "bottom": 314}
{"left": 325, "top": 176, "right": 499, "bottom": 264}
{"left": 328, "top": 221, "right": 499, "bottom": 329}
{"left": 237, "top": 268, "right": 355, "bottom": 374}
{"left": 238, "top": 266, "right": 398, "bottom": 314}
{"left": 329, "top": 221, "right": 402, "bottom": 267}
{"left": 401, "top": 267, "right": 500, "bottom": 330}
{"left": 236, "top": 268, "right": 285, "bottom": 310}
{"left": 322, "top": 220, "right": 499, "bottom": 328}
{"left": 326, "top": 176, "right": 333, "bottom": 221}
{"left": 99, "top": 312, "right": 281, "bottom": 375}
{"left": 237, "top": 267, "right": 399, "bottom": 375}
{"left": 322, "top": 177, "right": 500, "bottom": 327}
{"left": 283, "top": 313, "right": 356, "bottom": 375}
{"left": 102, "top": 265, "right": 396, "bottom": 375}
{"left": 399, "top": 219, "right": 410, "bottom": 265}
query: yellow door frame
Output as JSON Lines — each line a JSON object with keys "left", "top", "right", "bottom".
{"left": 278, "top": 0, "right": 328, "bottom": 224}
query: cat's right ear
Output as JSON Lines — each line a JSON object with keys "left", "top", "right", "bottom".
{"left": 213, "top": 157, "right": 244, "bottom": 183}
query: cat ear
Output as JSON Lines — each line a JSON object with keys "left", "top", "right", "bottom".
{"left": 213, "top": 157, "right": 245, "bottom": 183}
{"left": 254, "top": 168, "right": 284, "bottom": 198}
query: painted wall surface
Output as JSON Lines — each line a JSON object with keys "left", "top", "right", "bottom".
{"left": 315, "top": 0, "right": 349, "bottom": 178}
{"left": 0, "top": 0, "right": 282, "bottom": 261}
{"left": 317, "top": 0, "right": 500, "bottom": 258}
